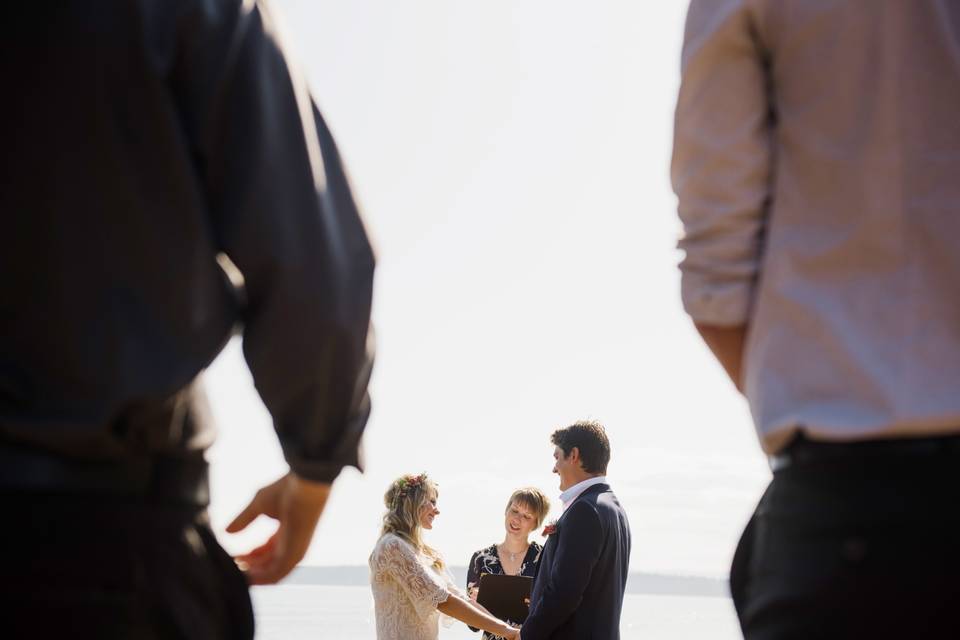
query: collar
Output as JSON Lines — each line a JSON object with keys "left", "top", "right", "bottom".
{"left": 559, "top": 475, "right": 608, "bottom": 510}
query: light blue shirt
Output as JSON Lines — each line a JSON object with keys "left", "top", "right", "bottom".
{"left": 673, "top": 0, "right": 960, "bottom": 454}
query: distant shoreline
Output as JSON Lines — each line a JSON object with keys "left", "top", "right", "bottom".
{"left": 282, "top": 566, "right": 730, "bottom": 598}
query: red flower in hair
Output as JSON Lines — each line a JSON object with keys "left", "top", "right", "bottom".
{"left": 392, "top": 473, "right": 428, "bottom": 508}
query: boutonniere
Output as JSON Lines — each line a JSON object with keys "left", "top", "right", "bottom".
{"left": 541, "top": 519, "right": 558, "bottom": 537}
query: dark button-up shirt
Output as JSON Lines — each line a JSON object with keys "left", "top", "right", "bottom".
{"left": 1, "top": 0, "right": 375, "bottom": 483}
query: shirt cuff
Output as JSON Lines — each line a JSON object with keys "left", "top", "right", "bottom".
{"left": 282, "top": 406, "right": 368, "bottom": 483}
{"left": 286, "top": 457, "right": 357, "bottom": 484}
{"left": 680, "top": 271, "right": 754, "bottom": 326}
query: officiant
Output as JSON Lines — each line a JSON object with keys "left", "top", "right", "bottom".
{"left": 466, "top": 487, "right": 551, "bottom": 639}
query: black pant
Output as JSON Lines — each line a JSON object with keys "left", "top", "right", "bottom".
{"left": 0, "top": 493, "right": 254, "bottom": 640}
{"left": 731, "top": 440, "right": 960, "bottom": 639}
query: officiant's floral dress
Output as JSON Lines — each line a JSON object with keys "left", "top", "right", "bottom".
{"left": 369, "top": 533, "right": 464, "bottom": 640}
{"left": 466, "top": 542, "right": 543, "bottom": 640}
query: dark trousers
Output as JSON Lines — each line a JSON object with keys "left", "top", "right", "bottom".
{"left": 0, "top": 493, "right": 254, "bottom": 640}
{"left": 731, "top": 437, "right": 960, "bottom": 639}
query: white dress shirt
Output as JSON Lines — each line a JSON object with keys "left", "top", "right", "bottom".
{"left": 559, "top": 476, "right": 608, "bottom": 512}
{"left": 673, "top": 0, "right": 960, "bottom": 453}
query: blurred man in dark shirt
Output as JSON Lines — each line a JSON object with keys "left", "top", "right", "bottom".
{"left": 0, "top": 1, "right": 374, "bottom": 637}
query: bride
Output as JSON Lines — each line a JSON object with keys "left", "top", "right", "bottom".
{"left": 369, "top": 473, "right": 520, "bottom": 640}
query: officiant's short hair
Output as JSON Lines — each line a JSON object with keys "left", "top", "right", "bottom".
{"left": 551, "top": 420, "right": 610, "bottom": 474}
{"left": 506, "top": 487, "right": 551, "bottom": 528}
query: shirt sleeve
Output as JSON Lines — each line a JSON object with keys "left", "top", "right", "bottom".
{"left": 439, "top": 562, "right": 465, "bottom": 629}
{"left": 178, "top": 1, "right": 375, "bottom": 482}
{"left": 376, "top": 537, "right": 451, "bottom": 621}
{"left": 526, "top": 542, "right": 543, "bottom": 577}
{"left": 466, "top": 551, "right": 481, "bottom": 592}
{"left": 466, "top": 551, "right": 482, "bottom": 632}
{"left": 671, "top": 0, "right": 774, "bottom": 327}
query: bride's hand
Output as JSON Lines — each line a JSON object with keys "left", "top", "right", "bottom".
{"left": 500, "top": 624, "right": 520, "bottom": 640}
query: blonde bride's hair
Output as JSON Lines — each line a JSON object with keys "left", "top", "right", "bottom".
{"left": 381, "top": 473, "right": 444, "bottom": 570}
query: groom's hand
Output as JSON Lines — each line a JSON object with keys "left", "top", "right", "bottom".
{"left": 226, "top": 472, "right": 332, "bottom": 585}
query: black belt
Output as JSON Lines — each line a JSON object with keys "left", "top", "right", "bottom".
{"left": 0, "top": 445, "right": 209, "bottom": 506}
{"left": 770, "top": 432, "right": 960, "bottom": 471}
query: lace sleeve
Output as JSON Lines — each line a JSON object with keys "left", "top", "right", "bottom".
{"left": 436, "top": 561, "right": 467, "bottom": 629}
{"left": 376, "top": 536, "right": 450, "bottom": 621}
{"left": 443, "top": 563, "right": 466, "bottom": 600}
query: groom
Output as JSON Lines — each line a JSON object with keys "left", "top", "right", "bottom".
{"left": 522, "top": 420, "right": 631, "bottom": 639}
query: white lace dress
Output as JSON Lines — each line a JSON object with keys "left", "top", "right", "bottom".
{"left": 369, "top": 533, "right": 464, "bottom": 640}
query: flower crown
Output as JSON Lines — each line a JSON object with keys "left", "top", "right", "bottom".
{"left": 392, "top": 473, "right": 428, "bottom": 509}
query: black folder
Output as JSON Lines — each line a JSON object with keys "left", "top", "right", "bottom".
{"left": 476, "top": 574, "right": 534, "bottom": 623}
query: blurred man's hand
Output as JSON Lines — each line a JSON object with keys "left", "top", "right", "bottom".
{"left": 227, "top": 472, "right": 331, "bottom": 585}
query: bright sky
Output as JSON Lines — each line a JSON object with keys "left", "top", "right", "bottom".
{"left": 205, "top": 0, "right": 771, "bottom": 579}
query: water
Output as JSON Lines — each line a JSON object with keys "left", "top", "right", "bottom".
{"left": 251, "top": 585, "right": 742, "bottom": 639}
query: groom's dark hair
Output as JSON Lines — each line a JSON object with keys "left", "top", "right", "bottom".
{"left": 551, "top": 420, "right": 610, "bottom": 474}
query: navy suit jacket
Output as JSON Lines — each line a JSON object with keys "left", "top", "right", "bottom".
{"left": 523, "top": 483, "right": 631, "bottom": 640}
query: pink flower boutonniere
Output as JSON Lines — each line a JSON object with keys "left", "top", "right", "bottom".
{"left": 542, "top": 520, "right": 558, "bottom": 537}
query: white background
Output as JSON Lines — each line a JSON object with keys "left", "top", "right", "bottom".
{"left": 205, "top": 0, "right": 770, "bottom": 579}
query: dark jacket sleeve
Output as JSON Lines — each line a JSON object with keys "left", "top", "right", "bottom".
{"left": 180, "top": 0, "right": 375, "bottom": 482}
{"left": 521, "top": 501, "right": 604, "bottom": 639}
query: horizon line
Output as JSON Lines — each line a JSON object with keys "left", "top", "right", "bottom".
{"left": 284, "top": 565, "right": 731, "bottom": 598}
